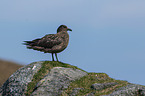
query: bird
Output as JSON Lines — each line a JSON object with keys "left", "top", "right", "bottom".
{"left": 23, "top": 25, "right": 72, "bottom": 61}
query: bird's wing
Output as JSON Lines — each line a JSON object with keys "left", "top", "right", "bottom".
{"left": 35, "top": 34, "right": 63, "bottom": 48}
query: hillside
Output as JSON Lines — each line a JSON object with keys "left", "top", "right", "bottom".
{"left": 0, "top": 59, "right": 23, "bottom": 86}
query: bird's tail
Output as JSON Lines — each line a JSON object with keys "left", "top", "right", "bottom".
{"left": 22, "top": 41, "right": 33, "bottom": 45}
{"left": 23, "top": 38, "right": 41, "bottom": 45}
{"left": 23, "top": 41, "right": 35, "bottom": 49}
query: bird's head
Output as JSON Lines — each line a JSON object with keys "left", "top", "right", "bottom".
{"left": 57, "top": 25, "right": 72, "bottom": 33}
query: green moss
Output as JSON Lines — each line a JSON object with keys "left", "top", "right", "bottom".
{"left": 25, "top": 61, "right": 85, "bottom": 95}
{"left": 62, "top": 73, "right": 129, "bottom": 96}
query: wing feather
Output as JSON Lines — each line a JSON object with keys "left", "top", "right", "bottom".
{"left": 34, "top": 34, "right": 62, "bottom": 48}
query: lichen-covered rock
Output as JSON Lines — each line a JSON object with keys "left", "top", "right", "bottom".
{"left": 69, "top": 88, "right": 84, "bottom": 96}
{"left": 31, "top": 67, "right": 87, "bottom": 96}
{"left": 0, "top": 61, "right": 87, "bottom": 96}
{"left": 85, "top": 92, "right": 95, "bottom": 96}
{"left": 0, "top": 61, "right": 43, "bottom": 96}
{"left": 1, "top": 61, "right": 145, "bottom": 96}
{"left": 91, "top": 82, "right": 118, "bottom": 91}
{"left": 103, "top": 84, "right": 145, "bottom": 96}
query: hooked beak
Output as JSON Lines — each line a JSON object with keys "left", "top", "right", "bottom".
{"left": 67, "top": 28, "right": 72, "bottom": 31}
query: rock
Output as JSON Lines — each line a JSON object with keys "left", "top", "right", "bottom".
{"left": 69, "top": 88, "right": 84, "bottom": 96}
{"left": 0, "top": 61, "right": 43, "bottom": 96}
{"left": 91, "top": 82, "right": 118, "bottom": 91}
{"left": 85, "top": 92, "right": 95, "bottom": 96}
{"left": 0, "top": 61, "right": 87, "bottom": 96}
{"left": 31, "top": 67, "right": 87, "bottom": 96}
{"left": 1, "top": 61, "right": 145, "bottom": 96}
{"left": 103, "top": 84, "right": 145, "bottom": 96}
{"left": 0, "top": 59, "right": 23, "bottom": 87}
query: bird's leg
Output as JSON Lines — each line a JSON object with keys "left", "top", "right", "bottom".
{"left": 55, "top": 53, "right": 59, "bottom": 61}
{"left": 52, "top": 53, "right": 54, "bottom": 61}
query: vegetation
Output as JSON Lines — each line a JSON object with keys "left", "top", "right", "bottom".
{"left": 25, "top": 61, "right": 128, "bottom": 96}
{"left": 62, "top": 73, "right": 128, "bottom": 96}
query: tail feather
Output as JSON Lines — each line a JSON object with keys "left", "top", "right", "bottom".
{"left": 23, "top": 41, "right": 33, "bottom": 45}
{"left": 23, "top": 38, "right": 40, "bottom": 45}
{"left": 23, "top": 38, "right": 41, "bottom": 51}
{"left": 23, "top": 39, "right": 52, "bottom": 53}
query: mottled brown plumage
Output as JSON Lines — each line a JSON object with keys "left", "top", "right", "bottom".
{"left": 23, "top": 25, "right": 72, "bottom": 61}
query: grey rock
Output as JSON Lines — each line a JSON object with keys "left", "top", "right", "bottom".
{"left": 0, "top": 61, "right": 87, "bottom": 96}
{"left": 85, "top": 92, "right": 95, "bottom": 96}
{"left": 91, "top": 82, "right": 118, "bottom": 91}
{"left": 31, "top": 67, "right": 87, "bottom": 96}
{"left": 69, "top": 88, "right": 84, "bottom": 96}
{"left": 2, "top": 61, "right": 145, "bottom": 96}
{"left": 103, "top": 84, "right": 145, "bottom": 96}
{"left": 0, "top": 61, "right": 43, "bottom": 96}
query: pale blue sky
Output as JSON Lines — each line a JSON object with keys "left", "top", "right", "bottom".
{"left": 0, "top": 0, "right": 145, "bottom": 85}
